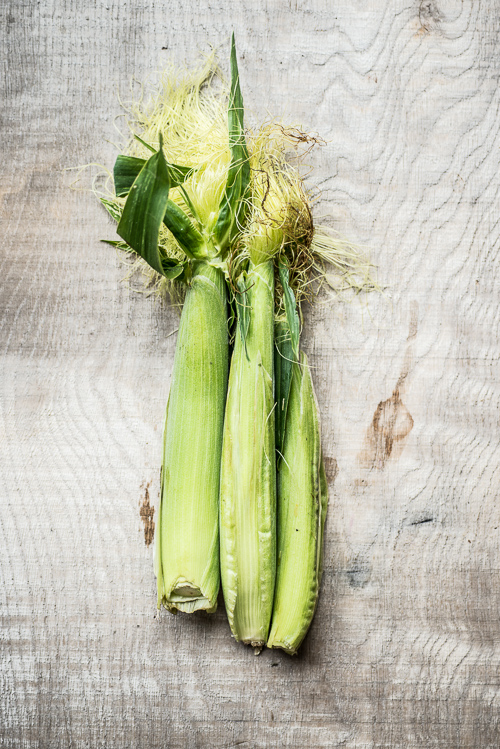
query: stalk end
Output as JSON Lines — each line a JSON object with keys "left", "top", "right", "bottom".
{"left": 163, "top": 579, "right": 218, "bottom": 614}
{"left": 266, "top": 638, "right": 298, "bottom": 656}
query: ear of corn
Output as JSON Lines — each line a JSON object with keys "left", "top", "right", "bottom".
{"left": 109, "top": 38, "right": 250, "bottom": 616}
{"left": 267, "top": 352, "right": 328, "bottom": 654}
{"left": 219, "top": 259, "right": 276, "bottom": 646}
{"left": 155, "top": 262, "right": 228, "bottom": 612}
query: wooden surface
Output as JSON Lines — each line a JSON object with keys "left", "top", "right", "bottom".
{"left": 2, "top": 1, "right": 500, "bottom": 747}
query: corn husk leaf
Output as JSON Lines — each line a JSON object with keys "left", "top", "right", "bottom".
{"left": 117, "top": 135, "right": 174, "bottom": 276}
{"left": 278, "top": 259, "right": 300, "bottom": 360}
{"left": 214, "top": 33, "right": 250, "bottom": 253}
{"left": 114, "top": 155, "right": 148, "bottom": 197}
{"left": 100, "top": 197, "right": 122, "bottom": 223}
{"left": 274, "top": 318, "right": 294, "bottom": 459}
{"left": 273, "top": 260, "right": 300, "bottom": 457}
{"left": 101, "top": 238, "right": 130, "bottom": 250}
{"left": 162, "top": 199, "right": 204, "bottom": 257}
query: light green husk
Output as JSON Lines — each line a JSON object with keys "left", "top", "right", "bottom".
{"left": 267, "top": 352, "right": 328, "bottom": 653}
{"left": 219, "top": 259, "right": 276, "bottom": 645}
{"left": 155, "top": 262, "right": 228, "bottom": 612}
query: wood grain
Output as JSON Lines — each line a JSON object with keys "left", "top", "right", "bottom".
{"left": 2, "top": 1, "right": 500, "bottom": 746}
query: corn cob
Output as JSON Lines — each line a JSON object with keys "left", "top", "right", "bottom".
{"left": 155, "top": 262, "right": 228, "bottom": 612}
{"left": 100, "top": 36, "right": 250, "bottom": 615}
{"left": 219, "top": 258, "right": 276, "bottom": 645}
{"left": 267, "top": 351, "right": 328, "bottom": 654}
{"left": 219, "top": 125, "right": 319, "bottom": 647}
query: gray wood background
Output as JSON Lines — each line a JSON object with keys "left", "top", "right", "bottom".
{"left": 2, "top": 1, "right": 500, "bottom": 747}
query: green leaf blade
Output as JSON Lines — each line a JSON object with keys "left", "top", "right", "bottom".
{"left": 278, "top": 259, "right": 300, "bottom": 360}
{"left": 101, "top": 239, "right": 130, "bottom": 250}
{"left": 113, "top": 155, "right": 146, "bottom": 197}
{"left": 275, "top": 260, "right": 301, "bottom": 458}
{"left": 274, "top": 318, "right": 294, "bottom": 458}
{"left": 100, "top": 197, "right": 122, "bottom": 223}
{"left": 117, "top": 137, "right": 171, "bottom": 277}
{"left": 214, "top": 33, "right": 250, "bottom": 253}
{"left": 161, "top": 258, "right": 186, "bottom": 279}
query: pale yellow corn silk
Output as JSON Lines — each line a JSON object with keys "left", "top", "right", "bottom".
{"left": 238, "top": 124, "right": 314, "bottom": 268}
{"left": 95, "top": 54, "right": 231, "bottom": 299}
{"left": 100, "top": 53, "right": 377, "bottom": 302}
{"left": 127, "top": 55, "right": 229, "bottom": 168}
{"left": 130, "top": 60, "right": 233, "bottom": 234}
{"left": 233, "top": 122, "right": 378, "bottom": 305}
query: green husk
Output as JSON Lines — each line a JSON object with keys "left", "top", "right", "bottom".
{"left": 219, "top": 259, "right": 276, "bottom": 645}
{"left": 213, "top": 34, "right": 250, "bottom": 251}
{"left": 155, "top": 263, "right": 228, "bottom": 612}
{"left": 274, "top": 318, "right": 294, "bottom": 459}
{"left": 267, "top": 352, "right": 328, "bottom": 653}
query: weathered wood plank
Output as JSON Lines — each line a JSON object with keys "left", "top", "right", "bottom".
{"left": 1, "top": 1, "right": 500, "bottom": 747}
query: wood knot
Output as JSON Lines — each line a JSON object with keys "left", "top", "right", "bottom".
{"left": 417, "top": 0, "right": 444, "bottom": 35}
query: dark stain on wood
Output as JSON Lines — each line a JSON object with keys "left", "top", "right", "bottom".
{"left": 140, "top": 483, "right": 155, "bottom": 546}
{"left": 418, "top": 0, "right": 444, "bottom": 34}
{"left": 323, "top": 456, "right": 339, "bottom": 485}
{"left": 409, "top": 516, "right": 434, "bottom": 526}
{"left": 344, "top": 559, "right": 371, "bottom": 589}
{"left": 407, "top": 300, "right": 419, "bottom": 341}
{"left": 361, "top": 388, "right": 414, "bottom": 470}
